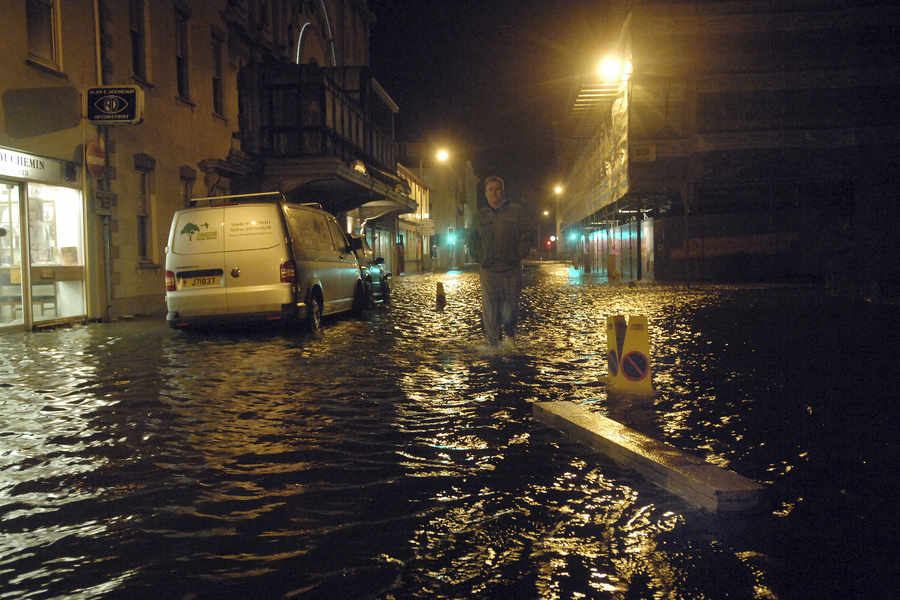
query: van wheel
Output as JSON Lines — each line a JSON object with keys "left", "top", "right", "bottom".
{"left": 307, "top": 295, "right": 323, "bottom": 335}
{"left": 353, "top": 280, "right": 373, "bottom": 315}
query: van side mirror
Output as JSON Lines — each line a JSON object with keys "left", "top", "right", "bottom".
{"left": 375, "top": 257, "right": 384, "bottom": 265}
{"left": 349, "top": 236, "right": 363, "bottom": 251}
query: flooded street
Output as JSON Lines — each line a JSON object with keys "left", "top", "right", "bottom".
{"left": 1, "top": 264, "right": 896, "bottom": 599}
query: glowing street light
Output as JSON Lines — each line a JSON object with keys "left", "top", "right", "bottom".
{"left": 598, "top": 56, "right": 621, "bottom": 81}
{"left": 435, "top": 148, "right": 449, "bottom": 163}
{"left": 597, "top": 55, "right": 633, "bottom": 83}
{"left": 554, "top": 184, "right": 564, "bottom": 195}
{"left": 542, "top": 209, "right": 550, "bottom": 217}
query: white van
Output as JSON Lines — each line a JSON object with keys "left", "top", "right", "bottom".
{"left": 164, "top": 192, "right": 365, "bottom": 331}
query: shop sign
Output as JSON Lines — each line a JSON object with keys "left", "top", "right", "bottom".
{"left": 0, "top": 145, "right": 71, "bottom": 184}
{"left": 86, "top": 85, "right": 144, "bottom": 125}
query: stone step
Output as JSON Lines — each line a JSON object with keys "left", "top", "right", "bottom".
{"left": 533, "top": 401, "right": 763, "bottom": 513}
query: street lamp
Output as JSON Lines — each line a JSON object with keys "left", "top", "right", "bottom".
{"left": 552, "top": 184, "right": 564, "bottom": 259}
{"left": 428, "top": 146, "right": 459, "bottom": 269}
{"left": 539, "top": 208, "right": 551, "bottom": 259}
{"left": 596, "top": 55, "right": 632, "bottom": 83}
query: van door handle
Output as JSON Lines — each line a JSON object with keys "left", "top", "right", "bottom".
{"left": 231, "top": 267, "right": 240, "bottom": 278}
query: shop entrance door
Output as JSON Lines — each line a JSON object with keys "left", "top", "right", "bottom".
{"left": 0, "top": 180, "right": 86, "bottom": 331}
{"left": 0, "top": 181, "right": 23, "bottom": 328}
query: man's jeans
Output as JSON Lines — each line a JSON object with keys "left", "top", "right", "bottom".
{"left": 479, "top": 267, "right": 522, "bottom": 345}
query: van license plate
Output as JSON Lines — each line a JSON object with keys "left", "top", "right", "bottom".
{"left": 183, "top": 276, "right": 220, "bottom": 288}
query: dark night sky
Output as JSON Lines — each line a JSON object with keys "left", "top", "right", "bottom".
{"left": 368, "top": 0, "right": 612, "bottom": 204}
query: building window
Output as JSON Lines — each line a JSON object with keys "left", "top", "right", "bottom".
{"left": 130, "top": 0, "right": 147, "bottom": 80}
{"left": 212, "top": 34, "right": 224, "bottom": 115}
{"left": 137, "top": 172, "right": 152, "bottom": 261}
{"left": 182, "top": 179, "right": 194, "bottom": 207}
{"left": 251, "top": 0, "right": 270, "bottom": 32}
{"left": 26, "top": 0, "right": 60, "bottom": 68}
{"left": 175, "top": 8, "right": 190, "bottom": 99}
{"left": 134, "top": 154, "right": 157, "bottom": 263}
{"left": 180, "top": 165, "right": 196, "bottom": 207}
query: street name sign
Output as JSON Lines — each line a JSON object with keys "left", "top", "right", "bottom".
{"left": 85, "top": 85, "right": 144, "bottom": 125}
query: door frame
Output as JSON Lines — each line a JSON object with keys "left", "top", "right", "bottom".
{"left": 0, "top": 179, "right": 30, "bottom": 332}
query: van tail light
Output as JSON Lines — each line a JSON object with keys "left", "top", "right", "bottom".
{"left": 280, "top": 260, "right": 296, "bottom": 283}
{"left": 165, "top": 270, "right": 176, "bottom": 292}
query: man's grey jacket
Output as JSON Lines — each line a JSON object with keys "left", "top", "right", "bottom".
{"left": 470, "top": 200, "right": 532, "bottom": 272}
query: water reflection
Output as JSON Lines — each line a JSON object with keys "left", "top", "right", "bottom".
{"left": 0, "top": 270, "right": 894, "bottom": 599}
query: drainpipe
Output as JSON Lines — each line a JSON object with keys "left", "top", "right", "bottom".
{"left": 93, "top": 0, "right": 112, "bottom": 321}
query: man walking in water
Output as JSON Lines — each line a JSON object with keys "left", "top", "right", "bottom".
{"left": 470, "top": 175, "right": 531, "bottom": 347}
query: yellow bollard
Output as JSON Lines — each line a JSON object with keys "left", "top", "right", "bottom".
{"left": 606, "top": 316, "right": 625, "bottom": 391}
{"left": 436, "top": 281, "right": 446, "bottom": 310}
{"left": 607, "top": 314, "right": 655, "bottom": 398}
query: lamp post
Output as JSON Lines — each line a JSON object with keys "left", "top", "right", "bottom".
{"left": 540, "top": 209, "right": 551, "bottom": 259}
{"left": 434, "top": 148, "right": 459, "bottom": 269}
{"left": 428, "top": 146, "right": 459, "bottom": 270}
{"left": 553, "top": 184, "right": 564, "bottom": 259}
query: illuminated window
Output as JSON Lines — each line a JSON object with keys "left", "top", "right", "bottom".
{"left": 27, "top": 183, "right": 86, "bottom": 321}
{"left": 26, "top": 0, "right": 60, "bottom": 69}
{"left": 0, "top": 184, "right": 21, "bottom": 268}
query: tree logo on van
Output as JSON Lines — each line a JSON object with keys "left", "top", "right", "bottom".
{"left": 180, "top": 222, "right": 209, "bottom": 240}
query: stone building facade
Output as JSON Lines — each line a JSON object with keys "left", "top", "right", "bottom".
{"left": 0, "top": 0, "right": 412, "bottom": 331}
{"left": 558, "top": 1, "right": 900, "bottom": 297}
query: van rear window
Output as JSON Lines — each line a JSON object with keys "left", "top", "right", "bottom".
{"left": 172, "top": 208, "right": 224, "bottom": 254}
{"left": 225, "top": 205, "right": 281, "bottom": 251}
{"left": 284, "top": 206, "right": 332, "bottom": 257}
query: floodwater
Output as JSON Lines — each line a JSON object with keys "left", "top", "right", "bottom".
{"left": 1, "top": 264, "right": 896, "bottom": 599}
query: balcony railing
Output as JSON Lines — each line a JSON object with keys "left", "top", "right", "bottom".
{"left": 239, "top": 63, "right": 398, "bottom": 174}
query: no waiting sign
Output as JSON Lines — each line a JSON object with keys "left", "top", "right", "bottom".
{"left": 86, "top": 86, "right": 144, "bottom": 125}
{"left": 621, "top": 351, "right": 650, "bottom": 382}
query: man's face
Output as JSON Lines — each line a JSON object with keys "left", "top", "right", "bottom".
{"left": 485, "top": 181, "right": 504, "bottom": 209}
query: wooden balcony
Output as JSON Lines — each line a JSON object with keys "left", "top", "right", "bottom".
{"left": 239, "top": 63, "right": 398, "bottom": 176}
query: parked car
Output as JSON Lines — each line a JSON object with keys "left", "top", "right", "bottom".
{"left": 164, "top": 191, "right": 368, "bottom": 333}
{"left": 349, "top": 234, "right": 390, "bottom": 306}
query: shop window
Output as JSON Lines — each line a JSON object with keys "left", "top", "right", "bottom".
{"left": 175, "top": 6, "right": 191, "bottom": 100}
{"left": 27, "top": 183, "right": 86, "bottom": 322}
{"left": 130, "top": 0, "right": 148, "bottom": 81}
{"left": 0, "top": 184, "right": 20, "bottom": 268}
{"left": 0, "top": 184, "right": 22, "bottom": 325}
{"left": 26, "top": 0, "right": 61, "bottom": 69}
